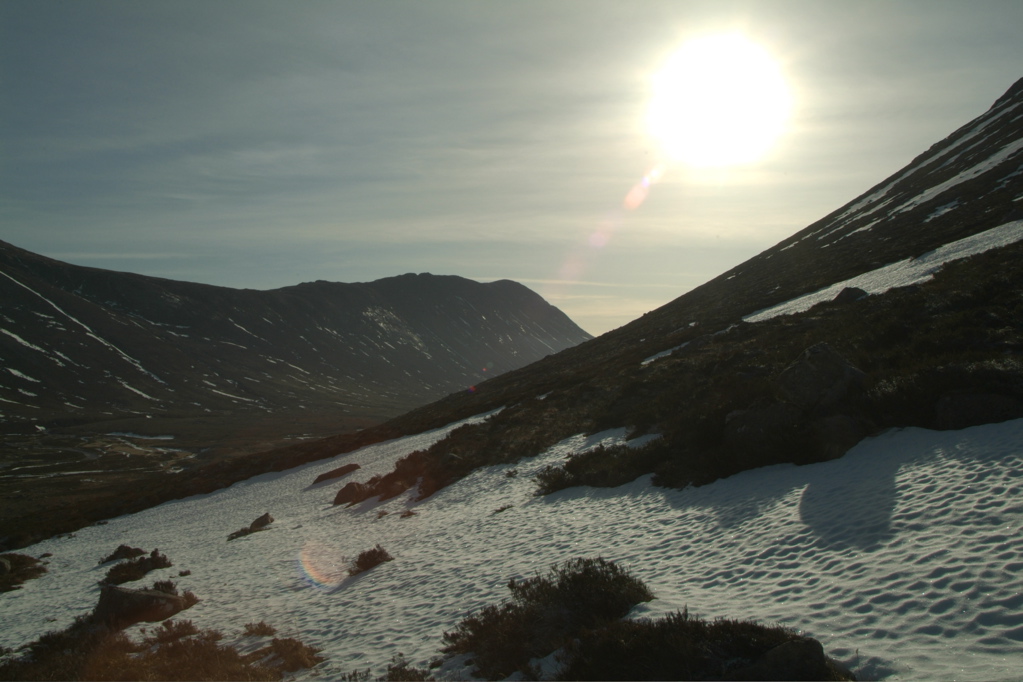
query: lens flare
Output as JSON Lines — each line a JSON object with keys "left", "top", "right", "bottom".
{"left": 298, "top": 542, "right": 347, "bottom": 588}
{"left": 623, "top": 164, "right": 666, "bottom": 211}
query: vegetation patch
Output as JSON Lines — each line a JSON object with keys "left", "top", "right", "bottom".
{"left": 560, "top": 608, "right": 853, "bottom": 680}
{"left": 439, "top": 557, "right": 852, "bottom": 681}
{"left": 348, "top": 545, "right": 393, "bottom": 576}
{"left": 0, "top": 614, "right": 322, "bottom": 681}
{"left": 244, "top": 621, "right": 277, "bottom": 637}
{"left": 534, "top": 443, "right": 664, "bottom": 496}
{"left": 151, "top": 579, "right": 200, "bottom": 608}
{"left": 441, "top": 557, "right": 652, "bottom": 679}
{"left": 98, "top": 544, "right": 144, "bottom": 565}
{"left": 381, "top": 653, "right": 433, "bottom": 681}
{"left": 255, "top": 637, "right": 326, "bottom": 673}
{"left": 100, "top": 549, "right": 172, "bottom": 585}
{"left": 0, "top": 553, "right": 47, "bottom": 593}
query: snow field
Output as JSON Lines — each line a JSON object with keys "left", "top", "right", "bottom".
{"left": 2, "top": 414, "right": 1022, "bottom": 680}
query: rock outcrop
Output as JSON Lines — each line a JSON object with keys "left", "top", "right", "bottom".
{"left": 93, "top": 584, "right": 188, "bottom": 630}
{"left": 312, "top": 463, "right": 361, "bottom": 486}
{"left": 227, "top": 513, "right": 275, "bottom": 541}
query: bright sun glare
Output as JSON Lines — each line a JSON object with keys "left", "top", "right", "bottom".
{"left": 648, "top": 33, "right": 792, "bottom": 168}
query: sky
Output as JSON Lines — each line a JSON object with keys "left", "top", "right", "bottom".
{"left": 2, "top": 1, "right": 1023, "bottom": 335}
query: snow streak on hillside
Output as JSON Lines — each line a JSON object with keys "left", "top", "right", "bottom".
{"left": 746, "top": 219, "right": 1023, "bottom": 322}
{"left": 3, "top": 414, "right": 1022, "bottom": 680}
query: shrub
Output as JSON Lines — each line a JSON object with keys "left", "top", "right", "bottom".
{"left": 244, "top": 621, "right": 277, "bottom": 637}
{"left": 560, "top": 609, "right": 852, "bottom": 680}
{"left": 442, "top": 557, "right": 652, "bottom": 679}
{"left": 0, "top": 615, "right": 323, "bottom": 681}
{"left": 142, "top": 619, "right": 200, "bottom": 645}
{"left": 261, "top": 637, "right": 325, "bottom": 672}
{"left": 0, "top": 553, "right": 48, "bottom": 593}
{"left": 101, "top": 549, "right": 172, "bottom": 585}
{"left": 383, "top": 653, "right": 433, "bottom": 681}
{"left": 348, "top": 545, "right": 394, "bottom": 576}
{"left": 534, "top": 443, "right": 665, "bottom": 496}
{"left": 98, "top": 544, "right": 144, "bottom": 565}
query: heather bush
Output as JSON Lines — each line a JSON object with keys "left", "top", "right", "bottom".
{"left": 244, "top": 621, "right": 277, "bottom": 637}
{"left": 442, "top": 557, "right": 652, "bottom": 679}
{"left": 348, "top": 545, "right": 394, "bottom": 576}
{"left": 0, "top": 614, "right": 320, "bottom": 681}
{"left": 260, "top": 637, "right": 325, "bottom": 673}
{"left": 383, "top": 653, "right": 433, "bottom": 681}
{"left": 100, "top": 548, "right": 172, "bottom": 585}
{"left": 534, "top": 443, "right": 666, "bottom": 496}
{"left": 560, "top": 608, "right": 853, "bottom": 680}
{"left": 98, "top": 544, "right": 144, "bottom": 565}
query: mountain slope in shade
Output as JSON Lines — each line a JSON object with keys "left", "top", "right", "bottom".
{"left": 0, "top": 249, "right": 590, "bottom": 428}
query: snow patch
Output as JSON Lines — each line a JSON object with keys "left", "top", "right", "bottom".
{"left": 6, "top": 367, "right": 41, "bottom": 383}
{"left": 745, "top": 220, "right": 1023, "bottom": 322}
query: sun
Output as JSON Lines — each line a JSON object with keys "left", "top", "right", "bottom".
{"left": 647, "top": 33, "right": 792, "bottom": 168}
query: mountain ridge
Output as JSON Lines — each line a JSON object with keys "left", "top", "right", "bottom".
{"left": 0, "top": 246, "right": 590, "bottom": 429}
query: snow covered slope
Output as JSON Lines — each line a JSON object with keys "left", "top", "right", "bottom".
{"left": 3, "top": 413, "right": 1021, "bottom": 680}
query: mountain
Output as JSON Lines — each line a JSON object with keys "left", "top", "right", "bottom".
{"left": 0, "top": 250, "right": 590, "bottom": 430}
{"left": 271, "top": 75, "right": 1023, "bottom": 503}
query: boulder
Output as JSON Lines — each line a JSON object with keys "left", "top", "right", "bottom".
{"left": 832, "top": 286, "right": 868, "bottom": 304}
{"left": 0, "top": 557, "right": 10, "bottom": 575}
{"left": 333, "top": 481, "right": 370, "bottom": 506}
{"left": 776, "top": 343, "right": 865, "bottom": 411}
{"left": 93, "top": 584, "right": 187, "bottom": 630}
{"left": 249, "top": 513, "right": 274, "bottom": 531}
{"left": 312, "top": 462, "right": 361, "bottom": 485}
